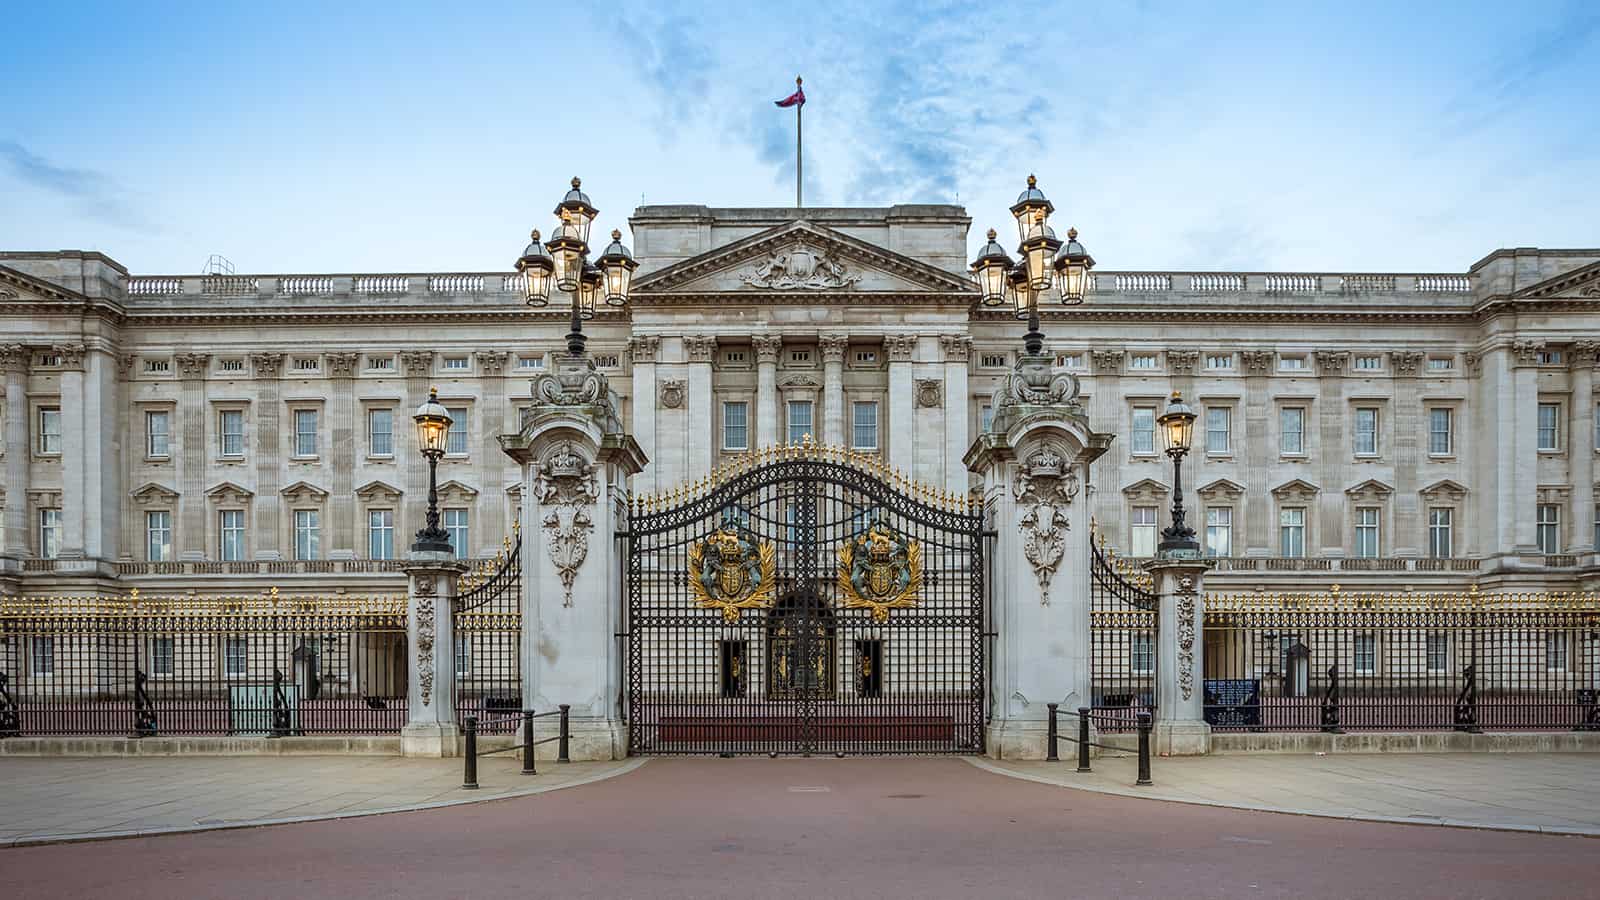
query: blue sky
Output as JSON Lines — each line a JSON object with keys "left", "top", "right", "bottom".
{"left": 2, "top": 1, "right": 1596, "bottom": 275}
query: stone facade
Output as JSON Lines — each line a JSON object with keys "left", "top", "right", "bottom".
{"left": 3, "top": 209, "right": 1599, "bottom": 599}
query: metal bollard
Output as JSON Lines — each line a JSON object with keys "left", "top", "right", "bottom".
{"left": 522, "top": 711, "right": 537, "bottom": 776}
{"left": 1046, "top": 703, "right": 1059, "bottom": 762}
{"left": 1135, "top": 710, "right": 1153, "bottom": 786}
{"left": 462, "top": 716, "right": 480, "bottom": 790}
{"left": 558, "top": 704, "right": 571, "bottom": 763}
{"left": 1076, "top": 706, "right": 1091, "bottom": 773}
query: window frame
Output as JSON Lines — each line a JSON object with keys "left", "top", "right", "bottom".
{"left": 1279, "top": 506, "right": 1306, "bottom": 558}
{"left": 1130, "top": 506, "right": 1158, "bottom": 558}
{"left": 1353, "top": 633, "right": 1377, "bottom": 675}
{"left": 786, "top": 399, "right": 814, "bottom": 445}
{"left": 445, "top": 406, "right": 469, "bottom": 456}
{"left": 1205, "top": 506, "right": 1232, "bottom": 558}
{"left": 1353, "top": 406, "right": 1379, "bottom": 457}
{"left": 444, "top": 507, "right": 469, "bottom": 556}
{"left": 1536, "top": 402, "right": 1561, "bottom": 453}
{"left": 39, "top": 508, "right": 62, "bottom": 559}
{"left": 722, "top": 400, "right": 750, "bottom": 452}
{"left": 368, "top": 407, "right": 395, "bottom": 458}
{"left": 1354, "top": 506, "right": 1381, "bottom": 558}
{"left": 292, "top": 408, "right": 319, "bottom": 458}
{"left": 294, "top": 508, "right": 321, "bottom": 561}
{"left": 218, "top": 509, "right": 246, "bottom": 562}
{"left": 368, "top": 509, "right": 396, "bottom": 560}
{"left": 146, "top": 510, "right": 173, "bottom": 562}
{"left": 1129, "top": 632, "right": 1155, "bottom": 675}
{"left": 223, "top": 636, "right": 249, "bottom": 678}
{"left": 1428, "top": 507, "right": 1454, "bottom": 559}
{"left": 146, "top": 409, "right": 171, "bottom": 459}
{"left": 851, "top": 400, "right": 879, "bottom": 451}
{"left": 218, "top": 408, "right": 246, "bottom": 458}
{"left": 37, "top": 406, "right": 62, "bottom": 456}
{"left": 1279, "top": 406, "right": 1307, "bottom": 456}
{"left": 1204, "top": 406, "right": 1231, "bottom": 456}
{"left": 1428, "top": 407, "right": 1454, "bottom": 457}
{"left": 1130, "top": 405, "right": 1157, "bottom": 456}
{"left": 1536, "top": 504, "right": 1561, "bottom": 555}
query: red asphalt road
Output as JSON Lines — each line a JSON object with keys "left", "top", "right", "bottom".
{"left": 1, "top": 757, "right": 1597, "bottom": 900}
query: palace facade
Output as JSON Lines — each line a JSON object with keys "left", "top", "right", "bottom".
{"left": 3, "top": 203, "right": 1599, "bottom": 598}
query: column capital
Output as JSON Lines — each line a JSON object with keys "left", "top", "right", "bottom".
{"left": 1239, "top": 350, "right": 1273, "bottom": 375}
{"left": 249, "top": 351, "right": 285, "bottom": 378}
{"left": 0, "top": 344, "right": 28, "bottom": 375}
{"left": 628, "top": 335, "right": 661, "bottom": 365}
{"left": 475, "top": 350, "right": 511, "bottom": 376}
{"left": 1166, "top": 350, "right": 1200, "bottom": 374}
{"left": 326, "top": 351, "right": 361, "bottom": 378}
{"left": 54, "top": 343, "right": 89, "bottom": 372}
{"left": 939, "top": 334, "right": 972, "bottom": 363}
{"left": 885, "top": 334, "right": 918, "bottom": 362}
{"left": 173, "top": 351, "right": 209, "bottom": 379}
{"left": 1091, "top": 349, "right": 1124, "bottom": 374}
{"left": 1511, "top": 339, "right": 1546, "bottom": 366}
{"left": 753, "top": 335, "right": 783, "bottom": 364}
{"left": 684, "top": 335, "right": 718, "bottom": 363}
{"left": 819, "top": 333, "right": 849, "bottom": 362}
{"left": 400, "top": 350, "right": 435, "bottom": 377}
{"left": 1314, "top": 349, "right": 1349, "bottom": 375}
{"left": 1388, "top": 349, "right": 1424, "bottom": 377}
{"left": 1570, "top": 340, "right": 1600, "bottom": 367}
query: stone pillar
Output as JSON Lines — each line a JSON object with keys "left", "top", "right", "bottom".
{"left": 173, "top": 352, "right": 210, "bottom": 560}
{"left": 500, "top": 356, "right": 647, "bottom": 760}
{"left": 941, "top": 336, "right": 971, "bottom": 496}
{"left": 628, "top": 336, "right": 660, "bottom": 494}
{"left": 55, "top": 344, "right": 89, "bottom": 560}
{"left": 886, "top": 334, "right": 917, "bottom": 472}
{"left": 820, "top": 334, "right": 847, "bottom": 447}
{"left": 967, "top": 354, "right": 1110, "bottom": 759}
{"left": 1145, "top": 557, "right": 1213, "bottom": 755}
{"left": 754, "top": 336, "right": 781, "bottom": 449}
{"left": 1390, "top": 350, "right": 1424, "bottom": 556}
{"left": 1087, "top": 349, "right": 1124, "bottom": 538}
{"left": 1314, "top": 350, "right": 1349, "bottom": 557}
{"left": 327, "top": 352, "right": 361, "bottom": 563}
{"left": 402, "top": 550, "right": 467, "bottom": 757}
{"left": 476, "top": 350, "right": 512, "bottom": 556}
{"left": 400, "top": 351, "right": 435, "bottom": 556}
{"left": 1240, "top": 350, "right": 1274, "bottom": 555}
{"left": 2, "top": 345, "right": 30, "bottom": 566}
{"left": 1570, "top": 343, "right": 1598, "bottom": 553}
{"left": 684, "top": 336, "right": 716, "bottom": 480}
{"left": 1509, "top": 344, "right": 1541, "bottom": 553}
{"left": 250, "top": 353, "right": 285, "bottom": 561}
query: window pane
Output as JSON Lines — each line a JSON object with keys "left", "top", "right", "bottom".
{"left": 1354, "top": 408, "right": 1377, "bottom": 455}
{"left": 444, "top": 508, "right": 469, "bottom": 556}
{"left": 1130, "top": 505, "right": 1157, "bottom": 557}
{"left": 852, "top": 402, "right": 878, "bottom": 449}
{"left": 219, "top": 510, "right": 245, "bottom": 561}
{"left": 1205, "top": 507, "right": 1232, "bottom": 557}
{"left": 1205, "top": 408, "right": 1229, "bottom": 454}
{"left": 147, "top": 511, "right": 172, "bottom": 562}
{"left": 1429, "top": 408, "right": 1452, "bottom": 455}
{"left": 1279, "top": 507, "right": 1305, "bottom": 557}
{"left": 40, "top": 508, "right": 62, "bottom": 558}
{"left": 1355, "top": 507, "right": 1379, "bottom": 558}
{"left": 147, "top": 411, "right": 170, "bottom": 457}
{"left": 446, "top": 408, "right": 468, "bottom": 454}
{"left": 1546, "top": 632, "right": 1568, "bottom": 670}
{"left": 1132, "top": 407, "right": 1155, "bottom": 454}
{"left": 294, "top": 409, "right": 318, "bottom": 456}
{"left": 1354, "top": 634, "right": 1376, "bottom": 673}
{"left": 1426, "top": 633, "right": 1448, "bottom": 672}
{"left": 31, "top": 636, "right": 54, "bottom": 675}
{"left": 787, "top": 400, "right": 813, "bottom": 445}
{"left": 224, "top": 637, "right": 248, "bottom": 677}
{"left": 39, "top": 407, "right": 62, "bottom": 454}
{"left": 1280, "top": 408, "right": 1304, "bottom": 454}
{"left": 1537, "top": 404, "right": 1559, "bottom": 451}
{"left": 295, "top": 509, "right": 321, "bottom": 560}
{"left": 723, "top": 402, "right": 748, "bottom": 450}
{"left": 369, "top": 510, "right": 394, "bottom": 559}
{"left": 151, "top": 637, "right": 175, "bottom": 676}
{"left": 369, "top": 409, "right": 393, "bottom": 456}
{"left": 1429, "top": 508, "right": 1453, "bottom": 558}
{"left": 1537, "top": 505, "right": 1560, "bottom": 554}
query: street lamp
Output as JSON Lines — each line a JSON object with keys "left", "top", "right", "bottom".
{"left": 519, "top": 177, "right": 635, "bottom": 358}
{"left": 411, "top": 388, "right": 454, "bottom": 554}
{"left": 971, "top": 175, "right": 1094, "bottom": 359}
{"left": 1156, "top": 391, "right": 1200, "bottom": 557}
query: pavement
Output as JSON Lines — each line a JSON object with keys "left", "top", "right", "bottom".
{"left": 973, "top": 751, "right": 1600, "bottom": 836}
{"left": 2, "top": 757, "right": 1598, "bottom": 900}
{"left": 0, "top": 755, "right": 643, "bottom": 846}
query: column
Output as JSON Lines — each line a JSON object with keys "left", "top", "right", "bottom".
{"left": 1088, "top": 350, "right": 1124, "bottom": 538}
{"left": 628, "top": 336, "right": 660, "bottom": 494}
{"left": 476, "top": 351, "right": 511, "bottom": 556}
{"left": 754, "top": 335, "right": 781, "bottom": 449}
{"left": 173, "top": 351, "right": 210, "bottom": 560}
{"left": 1240, "top": 350, "right": 1274, "bottom": 555}
{"left": 886, "top": 334, "right": 917, "bottom": 473}
{"left": 1, "top": 345, "right": 28, "bottom": 563}
{"left": 400, "top": 351, "right": 435, "bottom": 555}
{"left": 1569, "top": 343, "right": 1598, "bottom": 553}
{"left": 115, "top": 354, "right": 136, "bottom": 560}
{"left": 1509, "top": 344, "right": 1541, "bottom": 553}
{"left": 1314, "top": 351, "right": 1348, "bottom": 557}
{"left": 941, "top": 336, "right": 971, "bottom": 495}
{"left": 1146, "top": 557, "right": 1212, "bottom": 755}
{"left": 55, "top": 344, "right": 89, "bottom": 559}
{"left": 1390, "top": 350, "right": 1423, "bottom": 556}
{"left": 820, "top": 334, "right": 847, "bottom": 447}
{"left": 684, "top": 336, "right": 716, "bottom": 480}
{"left": 401, "top": 553, "right": 467, "bottom": 757}
{"left": 327, "top": 352, "right": 360, "bottom": 563}
{"left": 250, "top": 353, "right": 285, "bottom": 561}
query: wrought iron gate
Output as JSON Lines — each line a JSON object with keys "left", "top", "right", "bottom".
{"left": 1088, "top": 527, "right": 1158, "bottom": 732}
{"left": 454, "top": 531, "right": 522, "bottom": 732}
{"left": 627, "top": 440, "right": 985, "bottom": 755}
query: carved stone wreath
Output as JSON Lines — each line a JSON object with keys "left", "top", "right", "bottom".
{"left": 660, "top": 378, "right": 686, "bottom": 409}
{"left": 915, "top": 378, "right": 942, "bottom": 409}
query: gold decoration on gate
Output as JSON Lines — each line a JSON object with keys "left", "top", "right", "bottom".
{"left": 836, "top": 515, "right": 923, "bottom": 623}
{"left": 687, "top": 524, "right": 778, "bottom": 622}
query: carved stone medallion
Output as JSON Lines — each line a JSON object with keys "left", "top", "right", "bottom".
{"left": 741, "top": 241, "right": 861, "bottom": 290}
{"left": 660, "top": 378, "right": 686, "bottom": 409}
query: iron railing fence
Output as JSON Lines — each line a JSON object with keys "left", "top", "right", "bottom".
{"left": 1089, "top": 531, "right": 1158, "bottom": 733}
{"left": 1204, "top": 587, "right": 1600, "bottom": 732}
{"left": 0, "top": 590, "right": 408, "bottom": 737}
{"left": 453, "top": 533, "right": 522, "bottom": 733}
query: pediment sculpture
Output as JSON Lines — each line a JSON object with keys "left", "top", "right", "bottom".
{"left": 741, "top": 241, "right": 862, "bottom": 290}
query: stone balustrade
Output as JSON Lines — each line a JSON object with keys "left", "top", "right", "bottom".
{"left": 1083, "top": 271, "right": 1473, "bottom": 297}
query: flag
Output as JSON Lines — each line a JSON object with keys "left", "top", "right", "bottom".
{"left": 775, "top": 86, "right": 805, "bottom": 108}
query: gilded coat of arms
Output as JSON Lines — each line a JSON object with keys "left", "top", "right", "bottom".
{"left": 837, "top": 516, "right": 923, "bottom": 622}
{"left": 688, "top": 525, "right": 778, "bottom": 622}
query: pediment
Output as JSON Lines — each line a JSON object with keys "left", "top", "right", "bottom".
{"left": 280, "top": 480, "right": 329, "bottom": 502}
{"left": 205, "top": 481, "right": 254, "bottom": 504}
{"left": 0, "top": 265, "right": 87, "bottom": 304}
{"left": 130, "top": 482, "right": 179, "bottom": 505}
{"left": 1419, "top": 478, "right": 1469, "bottom": 502}
{"left": 1196, "top": 478, "right": 1246, "bottom": 501}
{"left": 1513, "top": 260, "right": 1600, "bottom": 300}
{"left": 1344, "top": 478, "right": 1394, "bottom": 501}
{"left": 355, "top": 479, "right": 404, "bottom": 501}
{"left": 1271, "top": 478, "right": 1321, "bottom": 501}
{"left": 1122, "top": 478, "right": 1170, "bottom": 501}
{"left": 632, "top": 220, "right": 976, "bottom": 300}
{"left": 437, "top": 479, "right": 479, "bottom": 502}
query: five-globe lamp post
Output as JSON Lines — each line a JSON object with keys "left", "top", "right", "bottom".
{"left": 1156, "top": 391, "right": 1201, "bottom": 557}
{"left": 517, "top": 177, "right": 637, "bottom": 358}
{"left": 970, "top": 175, "right": 1095, "bottom": 359}
{"left": 411, "top": 388, "right": 455, "bottom": 554}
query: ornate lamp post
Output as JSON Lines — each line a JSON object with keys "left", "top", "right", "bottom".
{"left": 1156, "top": 391, "right": 1200, "bottom": 557}
{"left": 516, "top": 177, "right": 636, "bottom": 358}
{"left": 411, "top": 388, "right": 454, "bottom": 554}
{"left": 971, "top": 175, "right": 1094, "bottom": 359}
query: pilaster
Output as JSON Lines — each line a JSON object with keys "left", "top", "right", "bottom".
{"left": 685, "top": 335, "right": 716, "bottom": 480}
{"left": 1, "top": 345, "right": 29, "bottom": 566}
{"left": 1570, "top": 342, "right": 1598, "bottom": 553}
{"left": 1389, "top": 350, "right": 1424, "bottom": 556}
{"left": 886, "top": 333, "right": 917, "bottom": 474}
{"left": 628, "top": 336, "right": 660, "bottom": 494}
{"left": 327, "top": 352, "right": 360, "bottom": 562}
{"left": 754, "top": 335, "right": 781, "bottom": 449}
{"left": 400, "top": 351, "right": 435, "bottom": 557}
{"left": 1240, "top": 350, "right": 1274, "bottom": 555}
{"left": 54, "top": 344, "right": 89, "bottom": 560}
{"left": 168, "top": 351, "right": 208, "bottom": 560}
{"left": 476, "top": 350, "right": 511, "bottom": 555}
{"left": 820, "top": 334, "right": 847, "bottom": 447}
{"left": 941, "top": 336, "right": 971, "bottom": 496}
{"left": 250, "top": 353, "right": 285, "bottom": 561}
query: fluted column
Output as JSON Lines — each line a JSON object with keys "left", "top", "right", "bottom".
{"left": 685, "top": 336, "right": 717, "bottom": 480}
{"left": 250, "top": 353, "right": 285, "bottom": 560}
{"left": 1570, "top": 342, "right": 1598, "bottom": 553}
{"left": 1, "top": 345, "right": 29, "bottom": 561}
{"left": 400, "top": 351, "right": 435, "bottom": 555}
{"left": 1240, "top": 350, "right": 1274, "bottom": 555}
{"left": 54, "top": 344, "right": 89, "bottom": 559}
{"left": 174, "top": 351, "right": 210, "bottom": 560}
{"left": 476, "top": 350, "right": 511, "bottom": 556}
{"left": 628, "top": 336, "right": 660, "bottom": 494}
{"left": 754, "top": 335, "right": 781, "bottom": 449}
{"left": 325, "top": 352, "right": 360, "bottom": 562}
{"left": 941, "top": 336, "right": 971, "bottom": 495}
{"left": 886, "top": 334, "right": 917, "bottom": 473}
{"left": 820, "top": 334, "right": 847, "bottom": 447}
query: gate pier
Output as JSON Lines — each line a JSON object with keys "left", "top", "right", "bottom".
{"left": 401, "top": 550, "right": 469, "bottom": 757}
{"left": 1145, "top": 557, "right": 1213, "bottom": 756}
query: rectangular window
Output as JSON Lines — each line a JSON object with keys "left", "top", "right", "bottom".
{"left": 368, "top": 510, "right": 395, "bottom": 560}
{"left": 293, "top": 357, "right": 319, "bottom": 372}
{"left": 368, "top": 408, "right": 394, "bottom": 457}
{"left": 31, "top": 636, "right": 54, "bottom": 676}
{"left": 219, "top": 510, "right": 246, "bottom": 561}
{"left": 146, "top": 410, "right": 170, "bottom": 457}
{"left": 443, "top": 357, "right": 469, "bottom": 371}
{"left": 1354, "top": 507, "right": 1380, "bottom": 558}
{"left": 784, "top": 502, "right": 798, "bottom": 544}
{"left": 150, "top": 636, "right": 175, "bottom": 676}
{"left": 444, "top": 508, "right": 469, "bottom": 556}
{"left": 721, "top": 640, "right": 747, "bottom": 698}
{"left": 143, "top": 358, "right": 170, "bottom": 374}
{"left": 1354, "top": 633, "right": 1376, "bottom": 674}
{"left": 1280, "top": 407, "right": 1305, "bottom": 455}
{"left": 852, "top": 401, "right": 878, "bottom": 450}
{"left": 1595, "top": 503, "right": 1600, "bottom": 553}
{"left": 1354, "top": 355, "right": 1382, "bottom": 371}
{"left": 853, "top": 350, "right": 877, "bottom": 365}
{"left": 293, "top": 409, "right": 318, "bottom": 457}
{"left": 1205, "top": 507, "right": 1232, "bottom": 557}
{"left": 219, "top": 409, "right": 244, "bottom": 457}
{"left": 38, "top": 407, "right": 62, "bottom": 454}
{"left": 1546, "top": 632, "right": 1569, "bottom": 671}
{"left": 1204, "top": 354, "right": 1233, "bottom": 370}
{"left": 220, "top": 358, "right": 244, "bottom": 373}
{"left": 789, "top": 349, "right": 812, "bottom": 364}
{"left": 1426, "top": 357, "right": 1453, "bottom": 371}
{"left": 1537, "top": 350, "right": 1563, "bottom": 366}
{"left": 455, "top": 634, "right": 473, "bottom": 677}
{"left": 1057, "top": 352, "right": 1084, "bottom": 369}
{"left": 367, "top": 355, "right": 394, "bottom": 371}
{"left": 1537, "top": 504, "right": 1560, "bottom": 555}
{"left": 1131, "top": 406, "right": 1156, "bottom": 455}
{"left": 1205, "top": 407, "right": 1230, "bottom": 454}
{"left": 39, "top": 508, "right": 62, "bottom": 559}
{"left": 980, "top": 405, "right": 994, "bottom": 433}
{"left": 1129, "top": 353, "right": 1158, "bottom": 370}
{"left": 593, "top": 354, "right": 620, "bottom": 369}
{"left": 294, "top": 509, "right": 321, "bottom": 561}
{"left": 722, "top": 401, "right": 749, "bottom": 451}
{"left": 1280, "top": 356, "right": 1308, "bottom": 371}
{"left": 1130, "top": 506, "right": 1158, "bottom": 557}
{"left": 787, "top": 400, "right": 813, "bottom": 445}
{"left": 1279, "top": 507, "right": 1306, "bottom": 558}
{"left": 146, "top": 510, "right": 172, "bottom": 562}
{"left": 1428, "top": 508, "right": 1453, "bottom": 559}
{"left": 1129, "top": 632, "right": 1155, "bottom": 675}
{"left": 223, "top": 637, "right": 248, "bottom": 678}
{"left": 446, "top": 407, "right": 468, "bottom": 455}
{"left": 1537, "top": 403, "right": 1560, "bottom": 451}
{"left": 980, "top": 353, "right": 1008, "bottom": 368}
{"left": 1354, "top": 407, "right": 1378, "bottom": 456}
{"left": 1426, "top": 633, "right": 1448, "bottom": 673}
{"left": 1429, "top": 408, "right": 1453, "bottom": 456}
{"left": 517, "top": 355, "right": 544, "bottom": 370}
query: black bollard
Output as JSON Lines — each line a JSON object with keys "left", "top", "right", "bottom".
{"left": 1076, "top": 706, "right": 1091, "bottom": 773}
{"left": 1135, "top": 710, "right": 1153, "bottom": 786}
{"left": 558, "top": 704, "right": 571, "bottom": 763}
{"left": 462, "top": 716, "right": 480, "bottom": 790}
{"left": 1046, "top": 703, "right": 1059, "bottom": 762}
{"left": 522, "top": 710, "right": 537, "bottom": 776}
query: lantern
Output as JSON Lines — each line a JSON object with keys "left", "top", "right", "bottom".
{"left": 1008, "top": 174, "right": 1054, "bottom": 243}
{"left": 412, "top": 388, "right": 453, "bottom": 458}
{"left": 546, "top": 214, "right": 586, "bottom": 294}
{"left": 1054, "top": 226, "right": 1095, "bottom": 305}
{"left": 1157, "top": 391, "right": 1197, "bottom": 457}
{"left": 515, "top": 228, "right": 554, "bottom": 308}
{"left": 970, "top": 229, "right": 1014, "bottom": 307}
{"left": 596, "top": 229, "right": 637, "bottom": 308}
{"left": 1018, "top": 212, "right": 1062, "bottom": 291}
{"left": 553, "top": 176, "right": 598, "bottom": 244}
{"left": 578, "top": 264, "right": 602, "bottom": 320}
{"left": 1010, "top": 262, "right": 1037, "bottom": 321}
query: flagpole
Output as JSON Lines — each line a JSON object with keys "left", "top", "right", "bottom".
{"left": 795, "top": 75, "right": 803, "bottom": 208}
